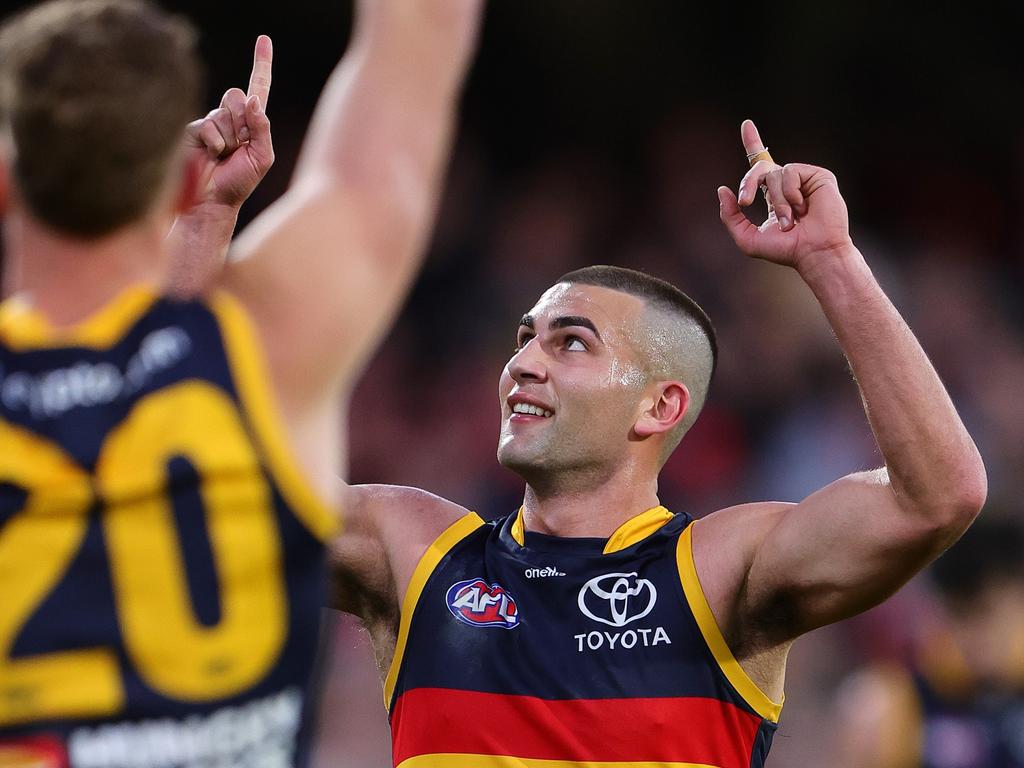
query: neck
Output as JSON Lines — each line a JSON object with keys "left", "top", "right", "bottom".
{"left": 520, "top": 462, "right": 660, "bottom": 539}
{"left": 2, "top": 210, "right": 170, "bottom": 324}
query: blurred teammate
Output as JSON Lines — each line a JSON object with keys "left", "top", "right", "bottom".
{"left": 837, "top": 518, "right": 1024, "bottom": 768}
{"left": 0, "top": 1, "right": 481, "bottom": 766}
{"left": 325, "top": 120, "right": 987, "bottom": 767}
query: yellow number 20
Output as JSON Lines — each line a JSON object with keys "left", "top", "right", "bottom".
{"left": 0, "top": 381, "right": 286, "bottom": 726}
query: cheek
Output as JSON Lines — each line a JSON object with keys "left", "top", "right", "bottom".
{"left": 498, "top": 366, "right": 514, "bottom": 399}
{"left": 562, "top": 379, "right": 634, "bottom": 425}
{"left": 607, "top": 358, "right": 647, "bottom": 390}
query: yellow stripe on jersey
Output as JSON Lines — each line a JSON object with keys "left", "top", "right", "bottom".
{"left": 511, "top": 507, "right": 525, "bottom": 545}
{"left": 384, "top": 512, "right": 485, "bottom": 708}
{"left": 509, "top": 506, "right": 674, "bottom": 554}
{"left": 603, "top": 506, "right": 674, "bottom": 554}
{"left": 0, "top": 284, "right": 157, "bottom": 351}
{"left": 210, "top": 291, "right": 338, "bottom": 543}
{"left": 397, "top": 755, "right": 721, "bottom": 768}
{"left": 676, "top": 523, "right": 783, "bottom": 723}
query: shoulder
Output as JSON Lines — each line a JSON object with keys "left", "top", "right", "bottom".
{"left": 352, "top": 484, "right": 475, "bottom": 585}
{"left": 687, "top": 502, "right": 794, "bottom": 647}
{"left": 331, "top": 483, "right": 473, "bottom": 616}
{"left": 691, "top": 501, "right": 794, "bottom": 578}
{"left": 344, "top": 483, "right": 471, "bottom": 534}
{"left": 697, "top": 500, "right": 794, "bottom": 532}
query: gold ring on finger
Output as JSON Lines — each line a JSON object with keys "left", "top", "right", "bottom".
{"left": 746, "top": 148, "right": 774, "bottom": 168}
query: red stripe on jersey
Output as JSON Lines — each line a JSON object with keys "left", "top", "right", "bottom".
{"left": 391, "top": 687, "right": 761, "bottom": 768}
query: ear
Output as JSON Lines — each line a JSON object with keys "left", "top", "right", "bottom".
{"left": 634, "top": 381, "right": 690, "bottom": 438}
{"left": 172, "top": 149, "right": 209, "bottom": 216}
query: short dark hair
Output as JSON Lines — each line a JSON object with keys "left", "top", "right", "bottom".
{"left": 0, "top": 0, "right": 203, "bottom": 237}
{"left": 557, "top": 265, "right": 718, "bottom": 377}
{"left": 932, "top": 518, "right": 1024, "bottom": 607}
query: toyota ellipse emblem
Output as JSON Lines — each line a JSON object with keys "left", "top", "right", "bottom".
{"left": 577, "top": 572, "right": 657, "bottom": 627}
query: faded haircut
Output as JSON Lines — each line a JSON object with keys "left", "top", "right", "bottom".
{"left": 0, "top": 0, "right": 203, "bottom": 237}
{"left": 557, "top": 265, "right": 717, "bottom": 462}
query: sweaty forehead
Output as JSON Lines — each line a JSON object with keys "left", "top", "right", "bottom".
{"left": 526, "top": 282, "right": 647, "bottom": 333}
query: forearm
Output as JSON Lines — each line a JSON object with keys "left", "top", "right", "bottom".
{"left": 802, "top": 245, "right": 986, "bottom": 519}
{"left": 165, "top": 203, "right": 240, "bottom": 298}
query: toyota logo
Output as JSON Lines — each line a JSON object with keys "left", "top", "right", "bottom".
{"left": 577, "top": 572, "right": 657, "bottom": 627}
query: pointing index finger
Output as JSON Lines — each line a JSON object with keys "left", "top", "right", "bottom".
{"left": 247, "top": 34, "right": 273, "bottom": 107}
{"left": 741, "top": 119, "right": 775, "bottom": 169}
{"left": 741, "top": 119, "right": 766, "bottom": 156}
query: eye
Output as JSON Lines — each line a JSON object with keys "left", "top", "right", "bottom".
{"left": 514, "top": 332, "right": 534, "bottom": 352}
{"left": 564, "top": 336, "right": 587, "bottom": 352}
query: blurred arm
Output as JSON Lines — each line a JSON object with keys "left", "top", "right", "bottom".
{"left": 834, "top": 664, "right": 923, "bottom": 768}
{"left": 166, "top": 203, "right": 240, "bottom": 298}
{"left": 222, "top": 1, "right": 484, "bottom": 405}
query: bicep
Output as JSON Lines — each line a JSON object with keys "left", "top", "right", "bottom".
{"left": 742, "top": 470, "right": 950, "bottom": 640}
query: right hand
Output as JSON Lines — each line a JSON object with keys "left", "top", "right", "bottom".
{"left": 717, "top": 120, "right": 853, "bottom": 275}
{"left": 184, "top": 35, "right": 275, "bottom": 209}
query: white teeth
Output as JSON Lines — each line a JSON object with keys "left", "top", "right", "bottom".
{"left": 512, "top": 403, "right": 552, "bottom": 417}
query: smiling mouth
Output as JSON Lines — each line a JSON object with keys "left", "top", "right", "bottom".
{"left": 511, "top": 403, "right": 553, "bottom": 418}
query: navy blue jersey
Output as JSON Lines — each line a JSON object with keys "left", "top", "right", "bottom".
{"left": 913, "top": 670, "right": 1024, "bottom": 767}
{"left": 386, "top": 506, "right": 782, "bottom": 768}
{"left": 0, "top": 286, "right": 337, "bottom": 768}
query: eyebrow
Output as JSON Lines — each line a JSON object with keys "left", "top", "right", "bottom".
{"left": 518, "top": 314, "right": 602, "bottom": 341}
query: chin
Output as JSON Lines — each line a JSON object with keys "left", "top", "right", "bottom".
{"left": 497, "top": 442, "right": 544, "bottom": 478}
{"left": 496, "top": 446, "right": 528, "bottom": 472}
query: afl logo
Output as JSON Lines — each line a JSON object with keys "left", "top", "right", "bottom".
{"left": 578, "top": 572, "right": 657, "bottom": 627}
{"left": 446, "top": 578, "right": 520, "bottom": 629}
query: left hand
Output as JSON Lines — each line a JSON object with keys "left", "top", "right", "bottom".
{"left": 184, "top": 35, "right": 275, "bottom": 209}
{"left": 717, "top": 120, "right": 854, "bottom": 272}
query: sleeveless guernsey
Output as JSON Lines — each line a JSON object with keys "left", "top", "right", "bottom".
{"left": 387, "top": 506, "right": 783, "bottom": 768}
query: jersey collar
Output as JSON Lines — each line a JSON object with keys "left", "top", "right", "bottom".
{"left": 0, "top": 284, "right": 159, "bottom": 351}
{"left": 511, "top": 505, "right": 675, "bottom": 555}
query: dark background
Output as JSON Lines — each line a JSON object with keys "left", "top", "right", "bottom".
{"left": 3, "top": 1, "right": 1023, "bottom": 764}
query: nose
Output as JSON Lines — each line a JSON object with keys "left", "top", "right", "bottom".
{"left": 508, "top": 338, "right": 548, "bottom": 384}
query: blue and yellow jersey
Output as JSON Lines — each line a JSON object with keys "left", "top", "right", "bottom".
{"left": 0, "top": 285, "right": 337, "bottom": 768}
{"left": 912, "top": 671, "right": 1024, "bottom": 767}
{"left": 386, "top": 506, "right": 783, "bottom": 768}
{"left": 864, "top": 649, "right": 1024, "bottom": 768}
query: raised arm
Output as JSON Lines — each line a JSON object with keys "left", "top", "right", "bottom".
{"left": 166, "top": 36, "right": 275, "bottom": 297}
{"left": 701, "top": 121, "right": 986, "bottom": 652}
{"left": 222, "top": 1, "right": 484, "bottom": 405}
